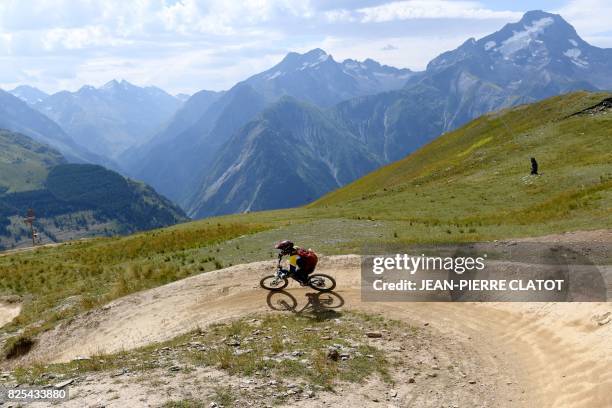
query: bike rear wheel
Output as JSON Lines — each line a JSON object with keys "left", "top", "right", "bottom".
{"left": 260, "top": 275, "right": 289, "bottom": 290}
{"left": 307, "top": 274, "right": 336, "bottom": 292}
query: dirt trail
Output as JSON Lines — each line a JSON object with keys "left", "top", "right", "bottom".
{"left": 0, "top": 302, "right": 20, "bottom": 328}
{"left": 16, "top": 231, "right": 612, "bottom": 408}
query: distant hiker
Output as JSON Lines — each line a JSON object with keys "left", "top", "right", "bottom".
{"left": 530, "top": 157, "right": 539, "bottom": 175}
{"left": 275, "top": 240, "right": 318, "bottom": 285}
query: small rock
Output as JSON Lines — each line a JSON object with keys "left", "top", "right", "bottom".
{"left": 327, "top": 349, "right": 339, "bottom": 361}
{"left": 408, "top": 378, "right": 415, "bottom": 384}
{"left": 54, "top": 379, "right": 74, "bottom": 389}
{"left": 365, "top": 331, "right": 382, "bottom": 338}
{"left": 169, "top": 365, "right": 181, "bottom": 372}
{"left": 389, "top": 389, "right": 398, "bottom": 398}
{"left": 468, "top": 380, "right": 477, "bottom": 384}
{"left": 226, "top": 339, "right": 241, "bottom": 347}
{"left": 111, "top": 368, "right": 129, "bottom": 377}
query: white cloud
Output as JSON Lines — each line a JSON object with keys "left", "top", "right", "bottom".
{"left": 318, "top": 34, "right": 483, "bottom": 71}
{"left": 41, "top": 26, "right": 130, "bottom": 51}
{"left": 557, "top": 0, "right": 612, "bottom": 33}
{"left": 324, "top": 9, "right": 356, "bottom": 23}
{"left": 330, "top": 1, "right": 522, "bottom": 23}
{"left": 0, "top": 1, "right": 610, "bottom": 94}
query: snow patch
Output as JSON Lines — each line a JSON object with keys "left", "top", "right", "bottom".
{"left": 266, "top": 71, "right": 283, "bottom": 80}
{"left": 569, "top": 39, "right": 578, "bottom": 47}
{"left": 564, "top": 48, "right": 589, "bottom": 67}
{"left": 484, "top": 40, "right": 496, "bottom": 51}
{"left": 497, "top": 17, "right": 554, "bottom": 58}
{"left": 343, "top": 61, "right": 359, "bottom": 70}
{"left": 298, "top": 55, "right": 330, "bottom": 71}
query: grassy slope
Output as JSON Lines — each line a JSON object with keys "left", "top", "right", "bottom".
{"left": 1, "top": 91, "right": 611, "bottom": 344}
{"left": 0, "top": 130, "right": 65, "bottom": 193}
{"left": 1, "top": 220, "right": 267, "bottom": 339}
{"left": 311, "top": 91, "right": 611, "bottom": 226}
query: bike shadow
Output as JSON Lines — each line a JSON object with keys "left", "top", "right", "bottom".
{"left": 265, "top": 290, "right": 345, "bottom": 320}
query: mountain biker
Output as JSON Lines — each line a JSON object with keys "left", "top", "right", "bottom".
{"left": 275, "top": 240, "right": 318, "bottom": 285}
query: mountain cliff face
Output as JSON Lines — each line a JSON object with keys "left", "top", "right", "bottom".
{"left": 0, "top": 130, "right": 187, "bottom": 249}
{"left": 416, "top": 10, "right": 611, "bottom": 131}
{"left": 35, "top": 80, "right": 181, "bottom": 159}
{"left": 128, "top": 51, "right": 413, "bottom": 206}
{"left": 324, "top": 10, "right": 612, "bottom": 165}
{"left": 186, "top": 97, "right": 381, "bottom": 217}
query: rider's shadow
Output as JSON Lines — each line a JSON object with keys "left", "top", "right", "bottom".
{"left": 266, "top": 290, "right": 344, "bottom": 320}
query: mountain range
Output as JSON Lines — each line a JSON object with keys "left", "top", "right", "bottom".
{"left": 34, "top": 80, "right": 182, "bottom": 159}
{"left": 124, "top": 49, "right": 415, "bottom": 206}
{"left": 150, "top": 10, "right": 612, "bottom": 217}
{"left": 3, "top": 10, "right": 611, "bottom": 220}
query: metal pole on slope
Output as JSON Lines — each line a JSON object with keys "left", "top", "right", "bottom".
{"left": 23, "top": 208, "right": 36, "bottom": 247}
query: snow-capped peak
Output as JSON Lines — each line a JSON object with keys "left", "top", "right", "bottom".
{"left": 271, "top": 48, "right": 333, "bottom": 76}
{"left": 495, "top": 16, "right": 554, "bottom": 58}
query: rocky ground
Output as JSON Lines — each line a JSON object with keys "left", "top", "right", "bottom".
{"left": 2, "top": 311, "right": 510, "bottom": 407}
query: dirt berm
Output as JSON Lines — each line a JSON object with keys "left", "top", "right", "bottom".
{"left": 13, "top": 231, "right": 612, "bottom": 407}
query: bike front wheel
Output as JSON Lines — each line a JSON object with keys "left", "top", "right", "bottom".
{"left": 307, "top": 274, "right": 336, "bottom": 292}
{"left": 260, "top": 275, "right": 289, "bottom": 290}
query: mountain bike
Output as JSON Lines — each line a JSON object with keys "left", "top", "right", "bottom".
{"left": 260, "top": 256, "right": 336, "bottom": 292}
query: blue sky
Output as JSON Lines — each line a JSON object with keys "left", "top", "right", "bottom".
{"left": 0, "top": 0, "right": 610, "bottom": 94}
